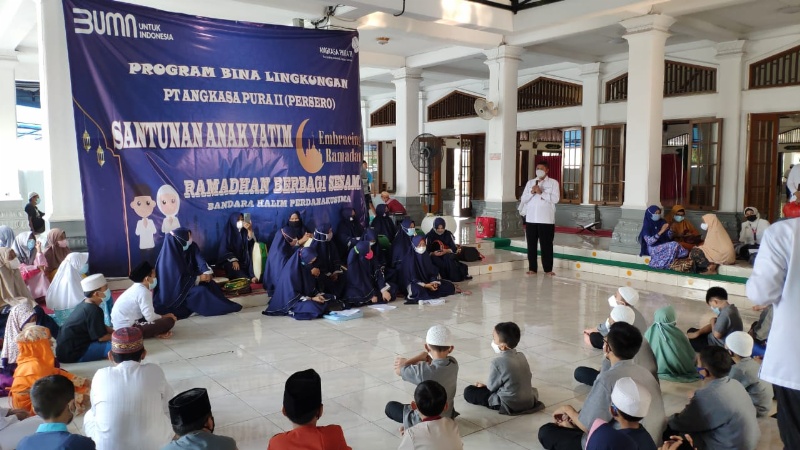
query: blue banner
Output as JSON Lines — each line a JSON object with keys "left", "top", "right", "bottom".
{"left": 62, "top": 0, "right": 364, "bottom": 276}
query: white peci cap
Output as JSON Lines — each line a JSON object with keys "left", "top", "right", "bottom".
{"left": 425, "top": 325, "right": 452, "bottom": 346}
{"left": 611, "top": 377, "right": 651, "bottom": 418}
{"left": 80, "top": 273, "right": 107, "bottom": 293}
{"left": 618, "top": 287, "right": 640, "bottom": 307}
{"left": 726, "top": 331, "right": 754, "bottom": 357}
{"left": 610, "top": 305, "right": 636, "bottom": 325}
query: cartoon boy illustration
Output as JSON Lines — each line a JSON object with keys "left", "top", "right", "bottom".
{"left": 131, "top": 184, "right": 157, "bottom": 262}
{"left": 157, "top": 184, "right": 182, "bottom": 233}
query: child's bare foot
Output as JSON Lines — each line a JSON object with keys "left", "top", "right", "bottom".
{"left": 545, "top": 271, "right": 556, "bottom": 277}
{"left": 156, "top": 331, "right": 173, "bottom": 339}
{"left": 704, "top": 264, "right": 718, "bottom": 275}
{"left": 526, "top": 271, "right": 537, "bottom": 275}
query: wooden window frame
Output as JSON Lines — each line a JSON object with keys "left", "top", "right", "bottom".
{"left": 369, "top": 101, "right": 396, "bottom": 127}
{"left": 560, "top": 128, "right": 583, "bottom": 204}
{"left": 749, "top": 45, "right": 800, "bottom": 89}
{"left": 684, "top": 118, "right": 723, "bottom": 211}
{"left": 427, "top": 91, "right": 480, "bottom": 122}
{"left": 589, "top": 125, "right": 626, "bottom": 206}
{"left": 517, "top": 77, "right": 583, "bottom": 112}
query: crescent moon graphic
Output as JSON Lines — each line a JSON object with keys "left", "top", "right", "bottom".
{"left": 295, "top": 119, "right": 324, "bottom": 174}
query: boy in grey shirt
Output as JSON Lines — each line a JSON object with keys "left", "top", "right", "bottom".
{"left": 668, "top": 346, "right": 760, "bottom": 450}
{"left": 688, "top": 287, "right": 743, "bottom": 352}
{"left": 726, "top": 331, "right": 773, "bottom": 417}
{"left": 385, "top": 325, "right": 458, "bottom": 430}
{"left": 464, "top": 322, "right": 544, "bottom": 415}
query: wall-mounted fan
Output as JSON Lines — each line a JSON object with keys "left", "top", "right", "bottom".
{"left": 409, "top": 133, "right": 444, "bottom": 215}
{"left": 474, "top": 98, "right": 497, "bottom": 120}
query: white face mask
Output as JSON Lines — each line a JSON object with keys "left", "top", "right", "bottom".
{"left": 491, "top": 340, "right": 502, "bottom": 354}
{"left": 236, "top": 220, "right": 244, "bottom": 230}
{"left": 700, "top": 223, "right": 709, "bottom": 231}
{"left": 415, "top": 246, "right": 427, "bottom": 254}
{"left": 7, "top": 259, "right": 21, "bottom": 270}
{"left": 607, "top": 295, "right": 619, "bottom": 308}
{"left": 536, "top": 169, "right": 546, "bottom": 179}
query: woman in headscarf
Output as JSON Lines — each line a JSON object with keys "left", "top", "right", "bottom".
{"left": 344, "top": 241, "right": 396, "bottom": 307}
{"left": 643, "top": 306, "right": 700, "bottom": 383}
{"left": 10, "top": 325, "right": 90, "bottom": 415}
{"left": 262, "top": 247, "right": 331, "bottom": 320}
{"left": 425, "top": 217, "right": 471, "bottom": 282}
{"left": 404, "top": 236, "right": 457, "bottom": 304}
{"left": 371, "top": 203, "right": 397, "bottom": 243}
{"left": 363, "top": 229, "right": 391, "bottom": 274}
{"left": 153, "top": 227, "right": 242, "bottom": 319}
{"left": 335, "top": 207, "right": 364, "bottom": 258}
{"left": 308, "top": 223, "right": 345, "bottom": 298}
{"left": 688, "top": 214, "right": 735, "bottom": 275}
{"left": 218, "top": 212, "right": 257, "bottom": 283}
{"left": 1, "top": 299, "right": 61, "bottom": 375}
{"left": 0, "top": 226, "right": 15, "bottom": 250}
{"left": 735, "top": 206, "right": 770, "bottom": 261}
{"left": 667, "top": 205, "right": 701, "bottom": 251}
{"left": 42, "top": 228, "right": 71, "bottom": 281}
{"left": 46, "top": 252, "right": 90, "bottom": 325}
{"left": 10, "top": 218, "right": 50, "bottom": 300}
{"left": 638, "top": 205, "right": 689, "bottom": 269}
{"left": 0, "top": 248, "right": 33, "bottom": 306}
{"left": 263, "top": 211, "right": 311, "bottom": 297}
{"left": 391, "top": 218, "right": 417, "bottom": 295}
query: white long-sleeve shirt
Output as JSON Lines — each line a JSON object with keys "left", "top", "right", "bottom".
{"left": 84, "top": 361, "right": 174, "bottom": 450}
{"left": 745, "top": 219, "right": 800, "bottom": 390}
{"left": 787, "top": 165, "right": 800, "bottom": 201}
{"left": 738, "top": 219, "right": 770, "bottom": 245}
{"left": 111, "top": 283, "right": 161, "bottom": 329}
{"left": 519, "top": 177, "right": 560, "bottom": 224}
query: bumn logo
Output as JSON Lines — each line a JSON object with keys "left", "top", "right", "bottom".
{"left": 73, "top": 8, "right": 138, "bottom": 38}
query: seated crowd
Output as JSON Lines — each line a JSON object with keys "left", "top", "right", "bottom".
{"left": 0, "top": 203, "right": 776, "bottom": 450}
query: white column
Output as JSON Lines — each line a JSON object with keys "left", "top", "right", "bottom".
{"left": 0, "top": 54, "right": 21, "bottom": 200}
{"left": 483, "top": 45, "right": 523, "bottom": 203}
{"left": 418, "top": 91, "right": 427, "bottom": 134}
{"left": 716, "top": 40, "right": 746, "bottom": 213}
{"left": 391, "top": 67, "right": 422, "bottom": 198}
{"left": 580, "top": 62, "right": 601, "bottom": 205}
{"left": 34, "top": 0, "right": 84, "bottom": 223}
{"left": 360, "top": 99, "right": 369, "bottom": 143}
{"left": 620, "top": 14, "right": 675, "bottom": 210}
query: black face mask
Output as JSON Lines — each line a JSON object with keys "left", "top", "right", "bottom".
{"left": 746, "top": 215, "right": 757, "bottom": 222}
{"left": 289, "top": 221, "right": 302, "bottom": 228}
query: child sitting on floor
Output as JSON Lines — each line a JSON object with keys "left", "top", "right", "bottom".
{"left": 464, "top": 322, "right": 544, "bottom": 415}
{"left": 687, "top": 287, "right": 742, "bottom": 352}
{"left": 386, "top": 325, "right": 459, "bottom": 431}
{"left": 398, "top": 380, "right": 463, "bottom": 450}
{"left": 725, "top": 331, "right": 773, "bottom": 418}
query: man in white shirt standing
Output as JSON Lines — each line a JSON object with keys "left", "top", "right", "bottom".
{"left": 84, "top": 327, "right": 175, "bottom": 450}
{"left": 518, "top": 161, "right": 560, "bottom": 276}
{"left": 745, "top": 218, "right": 800, "bottom": 449}
{"left": 111, "top": 261, "right": 177, "bottom": 339}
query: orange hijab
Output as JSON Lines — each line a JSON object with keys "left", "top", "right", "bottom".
{"left": 668, "top": 205, "right": 699, "bottom": 236}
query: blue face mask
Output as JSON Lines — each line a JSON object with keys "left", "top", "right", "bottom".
{"left": 696, "top": 367, "right": 706, "bottom": 380}
{"left": 406, "top": 228, "right": 415, "bottom": 237}
{"left": 149, "top": 278, "right": 158, "bottom": 290}
{"left": 103, "top": 289, "right": 111, "bottom": 302}
{"left": 182, "top": 238, "right": 192, "bottom": 251}
{"left": 651, "top": 213, "right": 661, "bottom": 221}
{"left": 711, "top": 306, "right": 721, "bottom": 315}
{"left": 27, "top": 239, "right": 35, "bottom": 250}
{"left": 80, "top": 263, "right": 89, "bottom": 275}
{"left": 674, "top": 215, "right": 684, "bottom": 223}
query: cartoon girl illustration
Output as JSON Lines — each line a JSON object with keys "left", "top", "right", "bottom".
{"left": 157, "top": 184, "right": 181, "bottom": 233}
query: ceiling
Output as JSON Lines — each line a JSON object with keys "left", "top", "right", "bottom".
{"left": 2, "top": 0, "right": 800, "bottom": 99}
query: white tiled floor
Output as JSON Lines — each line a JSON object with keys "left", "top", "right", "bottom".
{"left": 46, "top": 266, "right": 780, "bottom": 450}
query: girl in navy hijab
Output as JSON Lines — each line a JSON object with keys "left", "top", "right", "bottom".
{"left": 308, "top": 223, "right": 344, "bottom": 298}
{"left": 425, "top": 217, "right": 471, "bottom": 282}
{"left": 344, "top": 241, "right": 397, "bottom": 307}
{"left": 218, "top": 212, "right": 257, "bottom": 283}
{"left": 371, "top": 204, "right": 396, "bottom": 243}
{"left": 637, "top": 205, "right": 688, "bottom": 269}
{"left": 263, "top": 211, "right": 311, "bottom": 296}
{"left": 404, "top": 236, "right": 457, "bottom": 304}
{"left": 391, "top": 218, "right": 417, "bottom": 295}
{"left": 153, "top": 227, "right": 242, "bottom": 319}
{"left": 262, "top": 247, "right": 331, "bottom": 320}
{"left": 335, "top": 207, "right": 364, "bottom": 258}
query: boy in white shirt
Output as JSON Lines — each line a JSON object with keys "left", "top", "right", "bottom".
{"left": 111, "top": 261, "right": 176, "bottom": 338}
{"left": 398, "top": 380, "right": 462, "bottom": 450}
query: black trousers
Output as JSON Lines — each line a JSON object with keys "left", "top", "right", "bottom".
{"left": 687, "top": 327, "right": 709, "bottom": 352}
{"left": 588, "top": 332, "right": 604, "bottom": 350}
{"left": 538, "top": 423, "right": 584, "bottom": 450}
{"left": 574, "top": 366, "right": 600, "bottom": 386}
{"left": 526, "top": 223, "right": 555, "bottom": 273}
{"left": 463, "top": 385, "right": 498, "bottom": 409}
{"left": 776, "top": 385, "right": 800, "bottom": 450}
{"left": 385, "top": 401, "right": 405, "bottom": 424}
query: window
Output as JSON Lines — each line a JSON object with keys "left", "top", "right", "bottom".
{"left": 370, "top": 101, "right": 396, "bottom": 127}
{"left": 590, "top": 125, "right": 625, "bottom": 205}
{"left": 686, "top": 119, "right": 722, "bottom": 210}
{"left": 749, "top": 45, "right": 800, "bottom": 89}
{"left": 427, "top": 91, "right": 480, "bottom": 121}
{"left": 779, "top": 127, "right": 800, "bottom": 144}
{"left": 561, "top": 129, "right": 582, "bottom": 203}
{"left": 606, "top": 60, "right": 717, "bottom": 101}
{"left": 666, "top": 133, "right": 690, "bottom": 147}
{"left": 517, "top": 77, "right": 582, "bottom": 111}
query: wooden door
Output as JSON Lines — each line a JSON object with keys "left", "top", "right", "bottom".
{"left": 457, "top": 137, "right": 473, "bottom": 217}
{"left": 746, "top": 114, "right": 780, "bottom": 221}
{"left": 471, "top": 134, "right": 486, "bottom": 201}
